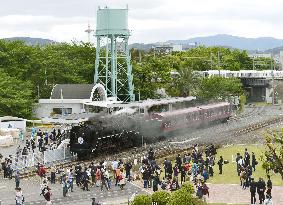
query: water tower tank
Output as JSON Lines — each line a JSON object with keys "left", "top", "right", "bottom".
{"left": 96, "top": 7, "right": 130, "bottom": 36}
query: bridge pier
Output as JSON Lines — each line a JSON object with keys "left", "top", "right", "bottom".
{"left": 242, "top": 78, "right": 283, "bottom": 104}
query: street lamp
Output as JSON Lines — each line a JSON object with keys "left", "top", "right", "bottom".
{"left": 271, "top": 70, "right": 275, "bottom": 105}
{"left": 37, "top": 85, "right": 40, "bottom": 99}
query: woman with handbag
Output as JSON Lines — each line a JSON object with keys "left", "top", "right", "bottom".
{"left": 44, "top": 187, "right": 52, "bottom": 205}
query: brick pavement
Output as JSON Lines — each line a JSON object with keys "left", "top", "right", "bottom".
{"left": 131, "top": 180, "right": 283, "bottom": 204}
{"left": 206, "top": 183, "right": 283, "bottom": 204}
{"left": 0, "top": 176, "right": 144, "bottom": 205}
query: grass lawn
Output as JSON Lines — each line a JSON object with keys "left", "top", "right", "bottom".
{"left": 209, "top": 204, "right": 248, "bottom": 205}
{"left": 207, "top": 144, "right": 283, "bottom": 186}
{"left": 146, "top": 144, "right": 283, "bottom": 186}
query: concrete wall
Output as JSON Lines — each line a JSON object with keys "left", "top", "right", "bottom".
{"left": 266, "top": 87, "right": 273, "bottom": 104}
{"left": 35, "top": 102, "right": 83, "bottom": 118}
{"left": 0, "top": 120, "right": 26, "bottom": 131}
{"left": 244, "top": 80, "right": 283, "bottom": 104}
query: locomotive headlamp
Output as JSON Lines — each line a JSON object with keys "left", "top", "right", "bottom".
{"left": 78, "top": 137, "right": 84, "bottom": 144}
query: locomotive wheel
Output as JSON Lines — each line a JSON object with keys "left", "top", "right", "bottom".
{"left": 93, "top": 130, "right": 142, "bottom": 154}
{"left": 77, "top": 152, "right": 90, "bottom": 160}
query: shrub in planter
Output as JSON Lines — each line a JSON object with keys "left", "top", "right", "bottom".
{"left": 180, "top": 182, "right": 195, "bottom": 194}
{"left": 131, "top": 194, "right": 152, "bottom": 205}
{"left": 152, "top": 191, "right": 171, "bottom": 205}
{"left": 167, "top": 189, "right": 193, "bottom": 205}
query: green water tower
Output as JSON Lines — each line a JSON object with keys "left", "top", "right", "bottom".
{"left": 94, "top": 6, "right": 135, "bottom": 102}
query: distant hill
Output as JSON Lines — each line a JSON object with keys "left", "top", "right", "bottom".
{"left": 130, "top": 34, "right": 283, "bottom": 52}
{"left": 3, "top": 37, "right": 56, "bottom": 46}
{"left": 265, "top": 46, "right": 283, "bottom": 55}
{"left": 5, "top": 35, "right": 283, "bottom": 52}
{"left": 129, "top": 43, "right": 156, "bottom": 51}
{"left": 167, "top": 34, "right": 283, "bottom": 51}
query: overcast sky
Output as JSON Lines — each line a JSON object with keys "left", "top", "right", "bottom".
{"left": 1, "top": 0, "right": 283, "bottom": 43}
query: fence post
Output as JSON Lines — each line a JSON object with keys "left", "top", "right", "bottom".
{"left": 54, "top": 149, "right": 56, "bottom": 162}
{"left": 43, "top": 152, "right": 46, "bottom": 164}
{"left": 31, "top": 153, "right": 34, "bottom": 167}
{"left": 64, "top": 146, "right": 66, "bottom": 160}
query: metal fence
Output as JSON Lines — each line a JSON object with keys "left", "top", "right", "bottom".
{"left": 11, "top": 147, "right": 76, "bottom": 171}
{"left": 43, "top": 147, "right": 75, "bottom": 164}
{"left": 12, "top": 152, "right": 43, "bottom": 171}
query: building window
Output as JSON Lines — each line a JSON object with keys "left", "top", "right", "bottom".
{"left": 53, "top": 108, "right": 72, "bottom": 115}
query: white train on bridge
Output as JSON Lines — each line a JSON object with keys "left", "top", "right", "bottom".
{"left": 200, "top": 70, "right": 283, "bottom": 79}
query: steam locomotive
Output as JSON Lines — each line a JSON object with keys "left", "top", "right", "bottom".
{"left": 69, "top": 99, "right": 231, "bottom": 159}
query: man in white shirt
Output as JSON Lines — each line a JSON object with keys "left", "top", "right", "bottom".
{"left": 263, "top": 195, "right": 273, "bottom": 205}
{"left": 112, "top": 160, "right": 118, "bottom": 170}
{"left": 15, "top": 187, "right": 24, "bottom": 205}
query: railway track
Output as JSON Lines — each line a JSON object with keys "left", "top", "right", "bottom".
{"left": 229, "top": 106, "right": 265, "bottom": 122}
{"left": 232, "top": 116, "right": 283, "bottom": 137}
{"left": 19, "top": 115, "right": 283, "bottom": 179}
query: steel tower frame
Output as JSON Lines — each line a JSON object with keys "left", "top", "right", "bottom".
{"left": 94, "top": 7, "right": 135, "bottom": 102}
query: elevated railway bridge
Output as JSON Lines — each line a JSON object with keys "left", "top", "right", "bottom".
{"left": 201, "top": 70, "right": 283, "bottom": 103}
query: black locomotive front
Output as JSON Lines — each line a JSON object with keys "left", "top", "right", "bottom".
{"left": 69, "top": 114, "right": 142, "bottom": 159}
{"left": 69, "top": 123, "right": 98, "bottom": 159}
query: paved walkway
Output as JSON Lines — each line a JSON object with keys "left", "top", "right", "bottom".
{"left": 132, "top": 180, "right": 283, "bottom": 205}
{"left": 0, "top": 176, "right": 143, "bottom": 205}
{"left": 206, "top": 183, "right": 283, "bottom": 204}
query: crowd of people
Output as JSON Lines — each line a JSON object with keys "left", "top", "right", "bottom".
{"left": 0, "top": 154, "right": 13, "bottom": 179}
{"left": 138, "top": 145, "right": 274, "bottom": 205}
{"left": 2, "top": 127, "right": 66, "bottom": 170}
{"left": 0, "top": 136, "right": 277, "bottom": 205}
{"left": 28, "top": 159, "right": 130, "bottom": 204}
{"left": 25, "top": 127, "right": 64, "bottom": 153}
{"left": 235, "top": 148, "right": 273, "bottom": 205}
{"left": 138, "top": 144, "right": 216, "bottom": 202}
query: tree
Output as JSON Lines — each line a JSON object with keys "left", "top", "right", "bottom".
{"left": 169, "top": 67, "right": 201, "bottom": 97}
{"left": 0, "top": 71, "right": 34, "bottom": 118}
{"left": 132, "top": 56, "right": 172, "bottom": 100}
{"left": 175, "top": 46, "right": 253, "bottom": 71}
{"left": 262, "top": 132, "right": 283, "bottom": 180}
{"left": 197, "top": 76, "right": 243, "bottom": 101}
{"left": 252, "top": 57, "right": 279, "bottom": 70}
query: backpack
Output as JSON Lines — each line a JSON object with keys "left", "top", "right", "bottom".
{"left": 171, "top": 182, "right": 177, "bottom": 190}
{"left": 202, "top": 185, "right": 209, "bottom": 195}
{"left": 196, "top": 186, "right": 203, "bottom": 198}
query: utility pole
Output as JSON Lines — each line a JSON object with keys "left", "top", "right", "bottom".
{"left": 272, "top": 70, "right": 275, "bottom": 105}
{"left": 138, "top": 44, "right": 142, "bottom": 63}
{"left": 85, "top": 23, "right": 94, "bottom": 43}
{"left": 61, "top": 89, "right": 64, "bottom": 117}
{"left": 44, "top": 67, "right": 47, "bottom": 85}
{"left": 271, "top": 54, "right": 275, "bottom": 105}
{"left": 37, "top": 85, "right": 40, "bottom": 99}
{"left": 217, "top": 51, "right": 221, "bottom": 75}
{"left": 210, "top": 52, "right": 213, "bottom": 69}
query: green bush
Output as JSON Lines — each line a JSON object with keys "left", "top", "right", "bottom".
{"left": 191, "top": 197, "right": 206, "bottom": 205}
{"left": 180, "top": 182, "right": 195, "bottom": 194}
{"left": 239, "top": 94, "right": 246, "bottom": 112}
{"left": 152, "top": 191, "right": 171, "bottom": 205}
{"left": 131, "top": 194, "right": 152, "bottom": 205}
{"left": 167, "top": 189, "right": 192, "bottom": 205}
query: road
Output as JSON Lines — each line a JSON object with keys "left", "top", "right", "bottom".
{"left": 0, "top": 176, "right": 144, "bottom": 205}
